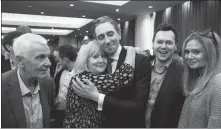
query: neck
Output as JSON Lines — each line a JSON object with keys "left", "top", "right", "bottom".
{"left": 19, "top": 68, "right": 38, "bottom": 87}
{"left": 155, "top": 57, "right": 172, "bottom": 68}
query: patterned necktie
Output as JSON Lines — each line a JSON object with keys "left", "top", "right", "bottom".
{"left": 107, "top": 58, "right": 114, "bottom": 74}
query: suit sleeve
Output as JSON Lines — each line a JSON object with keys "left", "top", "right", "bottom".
{"left": 102, "top": 55, "right": 151, "bottom": 115}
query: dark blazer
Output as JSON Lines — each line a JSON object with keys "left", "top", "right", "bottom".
{"left": 53, "top": 69, "right": 64, "bottom": 97}
{"left": 1, "top": 69, "right": 55, "bottom": 128}
{"left": 1, "top": 55, "right": 11, "bottom": 73}
{"left": 102, "top": 47, "right": 151, "bottom": 127}
{"left": 150, "top": 59, "right": 185, "bottom": 128}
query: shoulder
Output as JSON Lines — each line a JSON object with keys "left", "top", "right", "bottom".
{"left": 135, "top": 53, "right": 151, "bottom": 64}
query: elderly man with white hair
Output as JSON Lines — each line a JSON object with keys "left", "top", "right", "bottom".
{"left": 1, "top": 33, "right": 55, "bottom": 128}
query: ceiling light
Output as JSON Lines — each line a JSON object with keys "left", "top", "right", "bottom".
{"left": 86, "top": 30, "right": 88, "bottom": 33}
{"left": 44, "top": 2, "right": 47, "bottom": 4}
{"left": 82, "top": 15, "right": 86, "bottom": 18}
{"left": 116, "top": 9, "right": 119, "bottom": 12}
{"left": 117, "top": 18, "right": 120, "bottom": 20}
{"left": 149, "top": 6, "right": 153, "bottom": 8}
{"left": 28, "top": 5, "right": 32, "bottom": 7}
{"left": 78, "top": 29, "right": 80, "bottom": 30}
{"left": 84, "top": 1, "right": 130, "bottom": 6}
{"left": 2, "top": 13, "right": 94, "bottom": 29}
{"left": 70, "top": 4, "right": 74, "bottom": 7}
{"left": 2, "top": 27, "right": 74, "bottom": 36}
{"left": 41, "top": 12, "right": 44, "bottom": 15}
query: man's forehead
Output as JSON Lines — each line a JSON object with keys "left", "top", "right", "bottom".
{"left": 155, "top": 30, "right": 175, "bottom": 40}
{"left": 95, "top": 22, "right": 116, "bottom": 34}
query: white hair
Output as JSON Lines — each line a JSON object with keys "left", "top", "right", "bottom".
{"left": 13, "top": 33, "right": 48, "bottom": 57}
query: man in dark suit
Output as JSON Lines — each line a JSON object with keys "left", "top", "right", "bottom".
{"left": 72, "top": 16, "right": 151, "bottom": 127}
{"left": 146, "top": 23, "right": 185, "bottom": 128}
{"left": 1, "top": 33, "right": 55, "bottom": 128}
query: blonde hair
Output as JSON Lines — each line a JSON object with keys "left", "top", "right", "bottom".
{"left": 13, "top": 33, "right": 48, "bottom": 57}
{"left": 74, "top": 40, "right": 107, "bottom": 74}
{"left": 182, "top": 31, "right": 221, "bottom": 96}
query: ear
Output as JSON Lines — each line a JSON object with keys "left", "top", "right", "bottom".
{"left": 5, "top": 44, "right": 12, "bottom": 52}
{"left": 15, "top": 56, "right": 25, "bottom": 67}
{"left": 117, "top": 31, "right": 121, "bottom": 40}
{"left": 63, "top": 57, "right": 69, "bottom": 63}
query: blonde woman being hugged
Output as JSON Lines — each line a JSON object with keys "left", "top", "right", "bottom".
{"left": 178, "top": 30, "right": 221, "bottom": 128}
{"left": 63, "top": 40, "right": 136, "bottom": 128}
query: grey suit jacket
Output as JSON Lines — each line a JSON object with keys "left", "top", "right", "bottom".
{"left": 1, "top": 69, "right": 55, "bottom": 128}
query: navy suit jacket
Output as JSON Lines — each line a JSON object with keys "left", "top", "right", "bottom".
{"left": 102, "top": 47, "right": 151, "bottom": 127}
{"left": 1, "top": 69, "right": 55, "bottom": 128}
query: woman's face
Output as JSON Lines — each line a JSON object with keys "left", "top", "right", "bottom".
{"left": 184, "top": 40, "right": 207, "bottom": 69}
{"left": 87, "top": 52, "right": 107, "bottom": 74}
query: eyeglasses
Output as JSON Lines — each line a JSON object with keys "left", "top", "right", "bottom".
{"left": 192, "top": 30, "right": 218, "bottom": 47}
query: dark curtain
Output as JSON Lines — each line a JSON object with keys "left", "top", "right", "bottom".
{"left": 154, "top": 0, "right": 221, "bottom": 52}
{"left": 120, "top": 19, "right": 136, "bottom": 47}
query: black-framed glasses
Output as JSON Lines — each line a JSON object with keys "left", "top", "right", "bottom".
{"left": 191, "top": 30, "right": 218, "bottom": 47}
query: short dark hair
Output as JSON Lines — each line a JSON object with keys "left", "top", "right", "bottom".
{"left": 2, "top": 31, "right": 24, "bottom": 52}
{"left": 91, "top": 16, "right": 121, "bottom": 39}
{"left": 58, "top": 45, "right": 78, "bottom": 61}
{"left": 152, "top": 23, "right": 178, "bottom": 44}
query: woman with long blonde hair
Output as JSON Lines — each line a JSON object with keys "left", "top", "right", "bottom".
{"left": 178, "top": 30, "right": 221, "bottom": 128}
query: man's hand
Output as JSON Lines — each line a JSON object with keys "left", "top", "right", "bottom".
{"left": 72, "top": 77, "right": 100, "bottom": 102}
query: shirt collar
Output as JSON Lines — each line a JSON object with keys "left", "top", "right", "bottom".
{"left": 110, "top": 45, "right": 122, "bottom": 61}
{"left": 152, "top": 58, "right": 172, "bottom": 74}
{"left": 17, "top": 68, "right": 40, "bottom": 96}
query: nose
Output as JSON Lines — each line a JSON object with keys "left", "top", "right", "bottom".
{"left": 187, "top": 52, "right": 194, "bottom": 59}
{"left": 161, "top": 42, "right": 167, "bottom": 48}
{"left": 44, "top": 57, "right": 51, "bottom": 67}
{"left": 104, "top": 35, "right": 111, "bottom": 44}
{"left": 97, "top": 56, "right": 103, "bottom": 62}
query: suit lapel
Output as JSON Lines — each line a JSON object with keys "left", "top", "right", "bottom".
{"left": 6, "top": 69, "right": 27, "bottom": 128}
{"left": 116, "top": 47, "right": 127, "bottom": 70}
{"left": 155, "top": 60, "right": 176, "bottom": 102}
{"left": 39, "top": 80, "right": 50, "bottom": 128}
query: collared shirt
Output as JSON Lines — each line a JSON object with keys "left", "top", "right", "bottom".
{"left": 55, "top": 69, "right": 75, "bottom": 110}
{"left": 145, "top": 59, "right": 172, "bottom": 127}
{"left": 109, "top": 45, "right": 122, "bottom": 73}
{"left": 97, "top": 45, "right": 122, "bottom": 111}
{"left": 17, "top": 69, "right": 43, "bottom": 128}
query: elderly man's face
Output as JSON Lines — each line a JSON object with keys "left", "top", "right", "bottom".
{"left": 23, "top": 43, "right": 51, "bottom": 79}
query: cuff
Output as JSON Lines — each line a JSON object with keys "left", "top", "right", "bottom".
{"left": 98, "top": 93, "right": 105, "bottom": 111}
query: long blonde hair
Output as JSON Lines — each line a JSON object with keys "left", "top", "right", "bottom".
{"left": 182, "top": 31, "right": 221, "bottom": 96}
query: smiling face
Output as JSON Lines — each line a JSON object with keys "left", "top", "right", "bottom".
{"left": 94, "top": 22, "right": 121, "bottom": 56}
{"left": 153, "top": 30, "right": 177, "bottom": 63}
{"left": 184, "top": 40, "right": 207, "bottom": 69}
{"left": 87, "top": 51, "right": 107, "bottom": 75}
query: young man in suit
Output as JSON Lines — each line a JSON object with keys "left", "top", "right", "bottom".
{"left": 1, "top": 33, "right": 55, "bottom": 128}
{"left": 146, "top": 23, "right": 185, "bottom": 128}
{"left": 72, "top": 16, "right": 151, "bottom": 127}
{"left": 51, "top": 45, "right": 78, "bottom": 127}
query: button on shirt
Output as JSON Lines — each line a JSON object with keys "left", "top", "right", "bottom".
{"left": 17, "top": 69, "right": 43, "bottom": 128}
{"left": 55, "top": 69, "right": 75, "bottom": 110}
{"left": 145, "top": 59, "right": 172, "bottom": 127}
